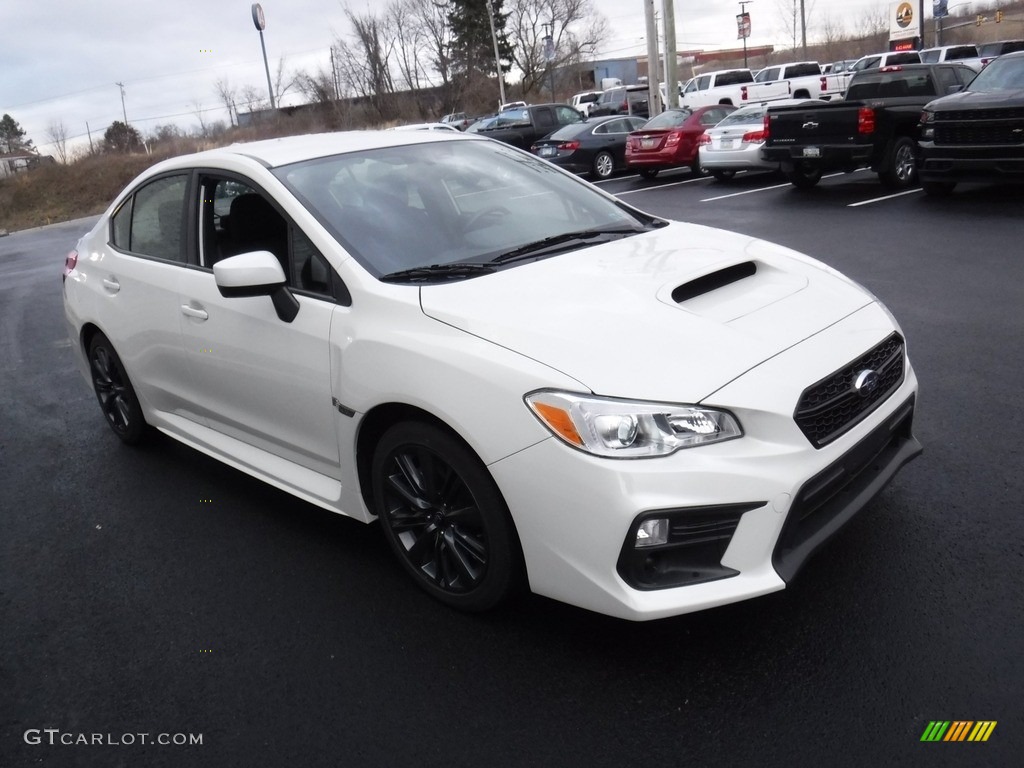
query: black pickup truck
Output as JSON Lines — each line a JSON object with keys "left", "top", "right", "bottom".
{"left": 918, "top": 50, "right": 1024, "bottom": 195}
{"left": 474, "top": 103, "right": 584, "bottom": 149}
{"left": 761, "top": 63, "right": 977, "bottom": 188}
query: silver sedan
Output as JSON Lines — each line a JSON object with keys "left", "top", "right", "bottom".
{"left": 699, "top": 99, "right": 824, "bottom": 181}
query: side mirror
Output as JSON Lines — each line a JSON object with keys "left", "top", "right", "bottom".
{"left": 213, "top": 250, "right": 299, "bottom": 323}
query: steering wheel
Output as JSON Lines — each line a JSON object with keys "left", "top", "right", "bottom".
{"left": 463, "top": 205, "right": 511, "bottom": 233}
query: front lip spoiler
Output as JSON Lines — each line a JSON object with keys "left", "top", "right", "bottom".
{"left": 772, "top": 395, "right": 922, "bottom": 583}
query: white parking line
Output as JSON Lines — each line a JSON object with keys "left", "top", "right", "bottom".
{"left": 701, "top": 182, "right": 791, "bottom": 201}
{"left": 615, "top": 175, "right": 714, "bottom": 195}
{"left": 699, "top": 171, "right": 855, "bottom": 202}
{"left": 847, "top": 188, "right": 922, "bottom": 207}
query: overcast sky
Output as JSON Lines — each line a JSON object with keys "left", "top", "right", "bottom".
{"left": 2, "top": 0, "right": 902, "bottom": 156}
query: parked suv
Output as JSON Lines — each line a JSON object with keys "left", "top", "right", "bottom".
{"left": 850, "top": 51, "right": 921, "bottom": 72}
{"left": 978, "top": 39, "right": 1024, "bottom": 66}
{"left": 589, "top": 85, "right": 650, "bottom": 118}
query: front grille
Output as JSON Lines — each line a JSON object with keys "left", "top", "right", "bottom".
{"left": 794, "top": 333, "right": 905, "bottom": 448}
{"left": 939, "top": 107, "right": 1024, "bottom": 121}
{"left": 935, "top": 124, "right": 1024, "bottom": 145}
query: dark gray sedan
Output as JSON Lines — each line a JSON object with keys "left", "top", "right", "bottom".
{"left": 530, "top": 115, "right": 647, "bottom": 179}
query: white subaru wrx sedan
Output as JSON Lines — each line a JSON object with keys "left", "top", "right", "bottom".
{"left": 62, "top": 132, "right": 921, "bottom": 621}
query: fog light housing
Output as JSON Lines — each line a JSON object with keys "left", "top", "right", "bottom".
{"left": 635, "top": 517, "right": 669, "bottom": 548}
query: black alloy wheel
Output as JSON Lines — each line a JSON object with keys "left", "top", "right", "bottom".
{"left": 880, "top": 136, "right": 917, "bottom": 188}
{"left": 592, "top": 150, "right": 615, "bottom": 179}
{"left": 372, "top": 422, "right": 521, "bottom": 611}
{"left": 88, "top": 332, "right": 146, "bottom": 444}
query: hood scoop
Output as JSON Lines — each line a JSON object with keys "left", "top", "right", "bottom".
{"left": 672, "top": 261, "right": 758, "bottom": 303}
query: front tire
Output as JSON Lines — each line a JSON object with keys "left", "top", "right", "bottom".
{"left": 372, "top": 422, "right": 521, "bottom": 612}
{"left": 879, "top": 136, "right": 917, "bottom": 188}
{"left": 87, "top": 331, "right": 146, "bottom": 444}
{"left": 592, "top": 150, "right": 615, "bottom": 179}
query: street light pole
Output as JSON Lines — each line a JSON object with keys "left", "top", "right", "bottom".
{"left": 484, "top": 0, "right": 508, "bottom": 107}
{"left": 251, "top": 4, "right": 276, "bottom": 110}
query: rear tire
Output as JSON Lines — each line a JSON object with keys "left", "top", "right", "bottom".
{"left": 592, "top": 151, "right": 615, "bottom": 179}
{"left": 639, "top": 168, "right": 659, "bottom": 179}
{"left": 787, "top": 163, "right": 822, "bottom": 189}
{"left": 879, "top": 136, "right": 917, "bottom": 188}
{"left": 711, "top": 170, "right": 736, "bottom": 181}
{"left": 87, "top": 332, "right": 146, "bottom": 445}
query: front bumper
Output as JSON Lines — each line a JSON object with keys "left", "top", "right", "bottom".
{"left": 488, "top": 308, "right": 921, "bottom": 621}
{"left": 761, "top": 143, "right": 874, "bottom": 172}
{"left": 918, "top": 142, "right": 1024, "bottom": 183}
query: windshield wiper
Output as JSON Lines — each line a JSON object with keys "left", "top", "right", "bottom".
{"left": 379, "top": 262, "right": 496, "bottom": 283}
{"left": 490, "top": 227, "right": 645, "bottom": 265}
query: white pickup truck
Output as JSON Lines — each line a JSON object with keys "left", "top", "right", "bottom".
{"left": 754, "top": 61, "right": 848, "bottom": 101}
{"left": 677, "top": 68, "right": 790, "bottom": 109}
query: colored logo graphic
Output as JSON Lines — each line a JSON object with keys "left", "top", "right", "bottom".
{"left": 920, "top": 721, "right": 997, "bottom": 742}
{"left": 896, "top": 2, "right": 914, "bottom": 27}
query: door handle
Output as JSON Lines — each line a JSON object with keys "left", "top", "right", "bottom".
{"left": 102, "top": 277, "right": 120, "bottom": 293}
{"left": 180, "top": 304, "right": 209, "bottom": 321}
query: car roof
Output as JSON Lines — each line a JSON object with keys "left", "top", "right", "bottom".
{"left": 155, "top": 131, "right": 471, "bottom": 170}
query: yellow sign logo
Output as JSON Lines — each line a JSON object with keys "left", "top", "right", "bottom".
{"left": 896, "top": 2, "right": 914, "bottom": 27}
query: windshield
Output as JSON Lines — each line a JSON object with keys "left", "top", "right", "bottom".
{"left": 274, "top": 138, "right": 656, "bottom": 278}
{"left": 642, "top": 109, "right": 693, "bottom": 129}
{"left": 967, "top": 55, "right": 1024, "bottom": 91}
{"left": 718, "top": 105, "right": 766, "bottom": 124}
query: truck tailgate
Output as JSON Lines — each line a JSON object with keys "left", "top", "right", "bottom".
{"left": 766, "top": 102, "right": 865, "bottom": 148}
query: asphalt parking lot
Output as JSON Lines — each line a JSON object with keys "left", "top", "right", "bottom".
{"left": 2, "top": 171, "right": 1022, "bottom": 767}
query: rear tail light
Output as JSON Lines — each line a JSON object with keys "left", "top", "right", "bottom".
{"left": 740, "top": 85, "right": 749, "bottom": 101}
{"left": 820, "top": 76, "right": 827, "bottom": 92}
{"left": 665, "top": 131, "right": 681, "bottom": 146}
{"left": 857, "top": 107, "right": 875, "bottom": 134}
{"left": 763, "top": 114, "right": 771, "bottom": 140}
{"left": 560, "top": 140, "right": 581, "bottom": 151}
{"left": 742, "top": 129, "right": 767, "bottom": 143}
{"left": 698, "top": 133, "right": 711, "bottom": 145}
{"left": 62, "top": 250, "right": 78, "bottom": 283}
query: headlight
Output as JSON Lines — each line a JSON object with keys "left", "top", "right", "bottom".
{"left": 524, "top": 390, "right": 742, "bottom": 458}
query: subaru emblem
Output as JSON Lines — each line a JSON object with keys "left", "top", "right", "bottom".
{"left": 853, "top": 369, "right": 880, "bottom": 397}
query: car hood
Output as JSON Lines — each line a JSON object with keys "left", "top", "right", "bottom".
{"left": 419, "top": 223, "right": 874, "bottom": 402}
{"left": 929, "top": 87, "right": 1024, "bottom": 110}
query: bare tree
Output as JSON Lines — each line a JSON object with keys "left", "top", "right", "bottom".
{"left": 191, "top": 100, "right": 209, "bottom": 137}
{"left": 855, "top": 3, "right": 888, "bottom": 43}
{"left": 46, "top": 120, "right": 70, "bottom": 164}
{"left": 214, "top": 78, "right": 238, "bottom": 127}
{"left": 273, "top": 57, "right": 297, "bottom": 106}
{"left": 504, "top": 0, "right": 604, "bottom": 99}
{"left": 335, "top": 9, "right": 398, "bottom": 118}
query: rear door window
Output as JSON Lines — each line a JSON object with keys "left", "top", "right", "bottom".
{"left": 110, "top": 174, "right": 189, "bottom": 263}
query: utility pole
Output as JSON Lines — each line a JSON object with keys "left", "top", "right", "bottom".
{"left": 115, "top": 82, "right": 128, "bottom": 126}
{"left": 484, "top": 0, "right": 507, "bottom": 108}
{"left": 86, "top": 122, "right": 94, "bottom": 155}
{"left": 662, "top": 0, "right": 678, "bottom": 115}
{"left": 645, "top": 0, "right": 662, "bottom": 113}
{"left": 800, "top": 0, "right": 807, "bottom": 58}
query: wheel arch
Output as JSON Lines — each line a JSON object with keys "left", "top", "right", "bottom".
{"left": 356, "top": 401, "right": 529, "bottom": 580}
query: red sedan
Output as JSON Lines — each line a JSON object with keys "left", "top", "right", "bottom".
{"left": 626, "top": 105, "right": 736, "bottom": 179}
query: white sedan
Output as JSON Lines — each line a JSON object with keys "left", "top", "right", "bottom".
{"left": 699, "top": 99, "right": 824, "bottom": 181}
{"left": 62, "top": 131, "right": 921, "bottom": 620}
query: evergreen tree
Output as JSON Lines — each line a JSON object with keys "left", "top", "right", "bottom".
{"left": 103, "top": 121, "right": 143, "bottom": 153}
{"left": 447, "top": 0, "right": 512, "bottom": 81}
{"left": 0, "top": 114, "right": 33, "bottom": 154}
